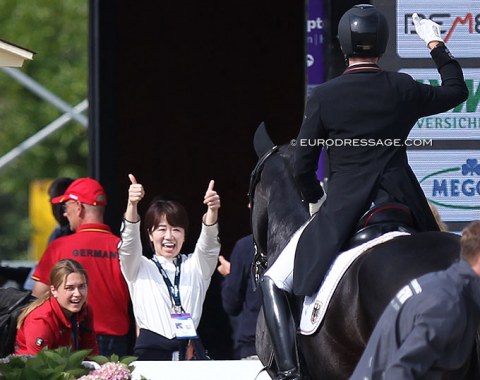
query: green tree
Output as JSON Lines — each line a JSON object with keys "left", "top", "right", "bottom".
{"left": 0, "top": 0, "right": 88, "bottom": 260}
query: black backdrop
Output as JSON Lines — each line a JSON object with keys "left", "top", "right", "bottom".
{"left": 89, "top": 1, "right": 307, "bottom": 248}
{"left": 88, "top": 0, "right": 305, "bottom": 358}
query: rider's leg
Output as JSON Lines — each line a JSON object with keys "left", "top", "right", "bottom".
{"left": 260, "top": 275, "right": 301, "bottom": 380}
{"left": 261, "top": 220, "right": 309, "bottom": 380}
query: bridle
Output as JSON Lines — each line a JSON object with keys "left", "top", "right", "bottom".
{"left": 247, "top": 145, "right": 279, "bottom": 286}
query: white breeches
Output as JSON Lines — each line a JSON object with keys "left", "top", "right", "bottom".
{"left": 264, "top": 217, "right": 314, "bottom": 293}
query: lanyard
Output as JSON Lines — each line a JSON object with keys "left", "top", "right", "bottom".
{"left": 152, "top": 255, "right": 184, "bottom": 313}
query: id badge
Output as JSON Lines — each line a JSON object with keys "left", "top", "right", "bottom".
{"left": 171, "top": 313, "right": 197, "bottom": 339}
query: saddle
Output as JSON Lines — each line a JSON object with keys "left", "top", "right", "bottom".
{"left": 346, "top": 202, "right": 417, "bottom": 249}
{"left": 300, "top": 230, "right": 410, "bottom": 335}
{"left": 300, "top": 205, "right": 416, "bottom": 335}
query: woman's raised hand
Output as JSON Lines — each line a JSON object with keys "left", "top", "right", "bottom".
{"left": 203, "top": 180, "right": 220, "bottom": 225}
{"left": 125, "top": 173, "right": 144, "bottom": 222}
{"left": 128, "top": 174, "right": 145, "bottom": 206}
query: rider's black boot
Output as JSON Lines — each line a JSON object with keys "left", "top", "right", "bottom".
{"left": 260, "top": 276, "right": 302, "bottom": 380}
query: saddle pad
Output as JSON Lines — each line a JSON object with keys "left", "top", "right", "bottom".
{"left": 299, "top": 231, "right": 410, "bottom": 335}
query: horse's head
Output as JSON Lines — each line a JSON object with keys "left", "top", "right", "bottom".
{"left": 249, "top": 122, "right": 309, "bottom": 275}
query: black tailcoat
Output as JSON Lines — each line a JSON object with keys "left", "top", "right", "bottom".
{"left": 293, "top": 46, "right": 469, "bottom": 296}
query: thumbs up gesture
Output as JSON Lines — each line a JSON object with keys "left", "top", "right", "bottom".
{"left": 128, "top": 173, "right": 145, "bottom": 206}
{"left": 124, "top": 173, "right": 144, "bottom": 222}
{"left": 203, "top": 179, "right": 220, "bottom": 226}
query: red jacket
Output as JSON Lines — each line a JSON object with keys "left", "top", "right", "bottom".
{"left": 33, "top": 223, "right": 130, "bottom": 336}
{"left": 15, "top": 297, "right": 99, "bottom": 355}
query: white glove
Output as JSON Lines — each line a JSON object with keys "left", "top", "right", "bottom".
{"left": 309, "top": 192, "right": 326, "bottom": 217}
{"left": 412, "top": 13, "right": 443, "bottom": 47}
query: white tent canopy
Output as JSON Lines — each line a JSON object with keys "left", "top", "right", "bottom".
{"left": 0, "top": 38, "right": 35, "bottom": 67}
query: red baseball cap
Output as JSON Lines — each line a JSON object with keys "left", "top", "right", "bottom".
{"left": 51, "top": 178, "right": 107, "bottom": 206}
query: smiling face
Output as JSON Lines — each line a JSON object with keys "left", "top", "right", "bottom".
{"left": 149, "top": 215, "right": 185, "bottom": 258}
{"left": 50, "top": 272, "right": 88, "bottom": 318}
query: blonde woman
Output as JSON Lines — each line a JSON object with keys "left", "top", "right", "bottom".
{"left": 15, "top": 259, "right": 98, "bottom": 355}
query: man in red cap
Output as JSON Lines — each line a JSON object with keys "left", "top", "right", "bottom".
{"left": 32, "top": 178, "right": 131, "bottom": 356}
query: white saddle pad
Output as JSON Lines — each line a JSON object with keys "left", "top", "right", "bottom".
{"left": 299, "top": 231, "right": 410, "bottom": 335}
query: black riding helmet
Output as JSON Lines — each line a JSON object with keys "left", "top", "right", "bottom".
{"left": 338, "top": 4, "right": 388, "bottom": 58}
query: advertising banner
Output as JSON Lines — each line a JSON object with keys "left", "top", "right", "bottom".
{"left": 397, "top": 0, "right": 480, "bottom": 58}
{"left": 370, "top": 0, "right": 480, "bottom": 226}
{"left": 402, "top": 68, "right": 480, "bottom": 140}
{"left": 408, "top": 150, "right": 480, "bottom": 222}
{"left": 306, "top": 0, "right": 327, "bottom": 180}
{"left": 306, "top": 0, "right": 325, "bottom": 93}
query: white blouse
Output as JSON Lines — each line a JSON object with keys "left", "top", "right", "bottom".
{"left": 119, "top": 219, "right": 220, "bottom": 339}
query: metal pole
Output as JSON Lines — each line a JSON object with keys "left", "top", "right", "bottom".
{"left": 0, "top": 67, "right": 88, "bottom": 127}
{"left": 0, "top": 99, "right": 88, "bottom": 170}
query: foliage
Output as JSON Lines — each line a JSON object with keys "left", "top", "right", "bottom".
{"left": 0, "top": 346, "right": 90, "bottom": 380}
{"left": 0, "top": 347, "right": 146, "bottom": 380}
{"left": 0, "top": 0, "right": 88, "bottom": 260}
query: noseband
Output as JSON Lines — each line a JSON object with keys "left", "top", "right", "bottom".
{"left": 248, "top": 145, "right": 279, "bottom": 286}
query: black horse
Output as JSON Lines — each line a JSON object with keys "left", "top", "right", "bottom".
{"left": 250, "top": 123, "right": 479, "bottom": 379}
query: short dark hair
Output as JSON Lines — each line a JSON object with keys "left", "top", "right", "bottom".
{"left": 48, "top": 177, "right": 74, "bottom": 226}
{"left": 144, "top": 198, "right": 189, "bottom": 239}
{"left": 48, "top": 177, "right": 74, "bottom": 199}
{"left": 460, "top": 221, "right": 480, "bottom": 264}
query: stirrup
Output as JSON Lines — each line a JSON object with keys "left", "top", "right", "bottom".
{"left": 275, "top": 368, "right": 302, "bottom": 380}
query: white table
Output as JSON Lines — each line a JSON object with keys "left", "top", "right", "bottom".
{"left": 132, "top": 359, "right": 272, "bottom": 380}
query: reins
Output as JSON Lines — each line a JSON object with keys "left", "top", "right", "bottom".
{"left": 247, "top": 145, "right": 279, "bottom": 286}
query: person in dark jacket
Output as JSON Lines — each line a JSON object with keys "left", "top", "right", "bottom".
{"left": 22, "top": 177, "right": 75, "bottom": 292}
{"left": 259, "top": 6, "right": 469, "bottom": 380}
{"left": 47, "top": 177, "right": 75, "bottom": 242}
{"left": 350, "top": 220, "right": 480, "bottom": 379}
{"left": 293, "top": 9, "right": 468, "bottom": 298}
{"left": 217, "top": 234, "right": 261, "bottom": 359}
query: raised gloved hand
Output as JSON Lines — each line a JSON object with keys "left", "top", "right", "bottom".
{"left": 309, "top": 191, "right": 326, "bottom": 217}
{"left": 412, "top": 13, "right": 443, "bottom": 47}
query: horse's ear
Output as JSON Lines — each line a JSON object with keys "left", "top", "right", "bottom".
{"left": 254, "top": 122, "right": 275, "bottom": 158}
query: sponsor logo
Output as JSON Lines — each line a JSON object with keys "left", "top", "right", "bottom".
{"left": 414, "top": 78, "right": 479, "bottom": 115}
{"left": 401, "top": 69, "right": 480, "bottom": 140}
{"left": 403, "top": 13, "right": 480, "bottom": 43}
{"left": 306, "top": 54, "right": 315, "bottom": 67}
{"left": 420, "top": 158, "right": 480, "bottom": 210}
{"left": 397, "top": 0, "right": 480, "bottom": 58}
{"left": 306, "top": 17, "right": 323, "bottom": 33}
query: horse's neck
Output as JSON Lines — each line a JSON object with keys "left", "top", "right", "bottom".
{"left": 268, "top": 205, "right": 308, "bottom": 262}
